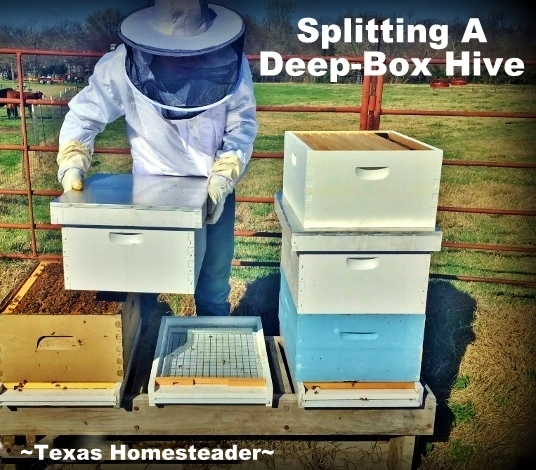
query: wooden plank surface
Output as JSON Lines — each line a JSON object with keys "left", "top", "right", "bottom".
{"left": 387, "top": 435, "right": 416, "bottom": 470}
{"left": 1, "top": 435, "right": 397, "bottom": 467}
{"left": 0, "top": 261, "right": 39, "bottom": 313}
{"left": 385, "top": 132, "right": 431, "bottom": 151}
{"left": 268, "top": 337, "right": 293, "bottom": 395}
{"left": 0, "top": 391, "right": 435, "bottom": 436}
{"left": 1, "top": 382, "right": 116, "bottom": 390}
{"left": 1, "top": 262, "right": 50, "bottom": 314}
{"left": 0, "top": 314, "right": 124, "bottom": 382}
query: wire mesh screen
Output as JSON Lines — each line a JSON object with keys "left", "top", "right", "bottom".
{"left": 161, "top": 328, "right": 262, "bottom": 379}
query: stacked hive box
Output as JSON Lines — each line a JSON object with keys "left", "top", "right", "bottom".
{"left": 0, "top": 263, "right": 141, "bottom": 407}
{"left": 276, "top": 131, "right": 443, "bottom": 408}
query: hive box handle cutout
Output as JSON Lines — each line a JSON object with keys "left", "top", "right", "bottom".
{"left": 355, "top": 167, "right": 390, "bottom": 180}
{"left": 36, "top": 336, "right": 80, "bottom": 350}
{"left": 108, "top": 232, "right": 143, "bottom": 246}
{"left": 346, "top": 257, "right": 380, "bottom": 270}
{"left": 339, "top": 332, "right": 379, "bottom": 341}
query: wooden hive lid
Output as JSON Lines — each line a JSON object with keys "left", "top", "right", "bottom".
{"left": 293, "top": 131, "right": 426, "bottom": 151}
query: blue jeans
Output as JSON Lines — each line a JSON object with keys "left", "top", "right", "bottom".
{"left": 140, "top": 192, "right": 235, "bottom": 322}
{"left": 195, "top": 191, "right": 235, "bottom": 316}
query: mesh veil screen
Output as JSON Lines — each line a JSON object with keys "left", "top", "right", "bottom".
{"left": 125, "top": 34, "right": 244, "bottom": 116}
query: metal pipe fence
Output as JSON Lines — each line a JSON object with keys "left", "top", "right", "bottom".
{"left": 0, "top": 48, "right": 535, "bottom": 287}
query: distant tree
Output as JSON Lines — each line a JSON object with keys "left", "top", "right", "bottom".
{"left": 243, "top": 14, "right": 267, "bottom": 55}
{"left": 264, "top": 0, "right": 297, "bottom": 54}
{"left": 84, "top": 8, "right": 123, "bottom": 52}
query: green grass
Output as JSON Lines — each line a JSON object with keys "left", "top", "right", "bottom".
{"left": 448, "top": 440, "right": 476, "bottom": 465}
{"left": 448, "top": 400, "right": 477, "bottom": 426}
{"left": 452, "top": 375, "right": 471, "bottom": 390}
{"left": 0, "top": 151, "right": 20, "bottom": 171}
{"left": 255, "top": 82, "right": 364, "bottom": 106}
{"left": 255, "top": 82, "right": 536, "bottom": 112}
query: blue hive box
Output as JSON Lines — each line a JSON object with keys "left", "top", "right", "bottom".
{"left": 278, "top": 271, "right": 426, "bottom": 383}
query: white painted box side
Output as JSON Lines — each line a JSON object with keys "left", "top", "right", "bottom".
{"left": 275, "top": 192, "right": 443, "bottom": 251}
{"left": 51, "top": 205, "right": 205, "bottom": 229}
{"left": 50, "top": 174, "right": 207, "bottom": 228}
{"left": 62, "top": 227, "right": 206, "bottom": 293}
{"left": 295, "top": 382, "right": 424, "bottom": 408}
{"left": 280, "top": 236, "right": 430, "bottom": 314}
{"left": 282, "top": 131, "right": 442, "bottom": 229}
{"left": 282, "top": 131, "right": 308, "bottom": 227}
{"left": 0, "top": 387, "right": 122, "bottom": 407}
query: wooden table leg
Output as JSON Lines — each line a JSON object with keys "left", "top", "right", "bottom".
{"left": 387, "top": 435, "right": 416, "bottom": 470}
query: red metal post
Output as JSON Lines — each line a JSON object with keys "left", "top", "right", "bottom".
{"left": 367, "top": 76, "right": 378, "bottom": 130}
{"left": 360, "top": 73, "right": 385, "bottom": 130}
{"left": 15, "top": 51, "right": 38, "bottom": 257}
{"left": 359, "top": 74, "right": 371, "bottom": 130}
{"left": 372, "top": 74, "right": 385, "bottom": 130}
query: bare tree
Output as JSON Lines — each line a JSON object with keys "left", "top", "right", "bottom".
{"left": 264, "top": 0, "right": 297, "bottom": 54}
{"left": 84, "top": 8, "right": 123, "bottom": 52}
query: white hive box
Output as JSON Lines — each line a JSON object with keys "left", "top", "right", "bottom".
{"left": 148, "top": 316, "right": 273, "bottom": 406}
{"left": 275, "top": 192, "right": 442, "bottom": 314}
{"left": 50, "top": 173, "right": 207, "bottom": 294}
{"left": 282, "top": 130, "right": 443, "bottom": 230}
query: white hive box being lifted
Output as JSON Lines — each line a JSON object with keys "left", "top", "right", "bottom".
{"left": 50, "top": 173, "right": 207, "bottom": 294}
{"left": 148, "top": 316, "right": 273, "bottom": 406}
{"left": 282, "top": 131, "right": 443, "bottom": 230}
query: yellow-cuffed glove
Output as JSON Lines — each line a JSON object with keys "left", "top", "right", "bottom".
{"left": 61, "top": 168, "right": 85, "bottom": 191}
{"left": 206, "top": 154, "right": 243, "bottom": 225}
{"left": 57, "top": 140, "right": 92, "bottom": 192}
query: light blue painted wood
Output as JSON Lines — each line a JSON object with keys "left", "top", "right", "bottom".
{"left": 279, "top": 272, "right": 426, "bottom": 383}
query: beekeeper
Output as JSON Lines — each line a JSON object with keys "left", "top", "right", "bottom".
{"left": 56, "top": 0, "right": 257, "bottom": 317}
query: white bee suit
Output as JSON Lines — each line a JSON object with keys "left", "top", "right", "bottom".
{"left": 58, "top": 44, "right": 257, "bottom": 182}
{"left": 57, "top": 0, "right": 257, "bottom": 318}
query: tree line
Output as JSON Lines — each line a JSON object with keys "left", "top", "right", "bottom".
{"left": 1, "top": 1, "right": 535, "bottom": 85}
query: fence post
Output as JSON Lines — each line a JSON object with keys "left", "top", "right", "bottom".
{"left": 360, "top": 74, "right": 371, "bottom": 130}
{"left": 360, "top": 21, "right": 384, "bottom": 131}
{"left": 15, "top": 51, "right": 38, "bottom": 257}
{"left": 372, "top": 74, "right": 384, "bottom": 130}
{"left": 360, "top": 74, "right": 385, "bottom": 131}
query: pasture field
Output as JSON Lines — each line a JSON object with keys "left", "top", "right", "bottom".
{"left": 0, "top": 82, "right": 535, "bottom": 469}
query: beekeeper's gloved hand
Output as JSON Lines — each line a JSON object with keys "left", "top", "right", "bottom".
{"left": 57, "top": 140, "right": 91, "bottom": 192}
{"left": 61, "top": 168, "right": 85, "bottom": 191}
{"left": 206, "top": 154, "right": 243, "bottom": 224}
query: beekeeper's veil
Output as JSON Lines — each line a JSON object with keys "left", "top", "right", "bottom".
{"left": 119, "top": 0, "right": 246, "bottom": 119}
